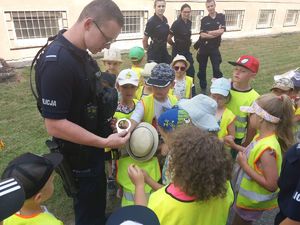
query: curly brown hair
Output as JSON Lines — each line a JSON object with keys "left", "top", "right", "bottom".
{"left": 168, "top": 125, "right": 232, "bottom": 201}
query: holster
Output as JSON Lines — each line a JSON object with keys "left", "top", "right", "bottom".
{"left": 45, "top": 139, "right": 79, "bottom": 197}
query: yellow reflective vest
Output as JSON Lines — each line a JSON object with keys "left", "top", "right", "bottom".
{"left": 236, "top": 134, "right": 282, "bottom": 210}
{"left": 218, "top": 108, "right": 236, "bottom": 139}
{"left": 169, "top": 76, "right": 193, "bottom": 99}
{"left": 148, "top": 182, "right": 234, "bottom": 225}
{"left": 132, "top": 65, "right": 144, "bottom": 100}
{"left": 141, "top": 94, "right": 178, "bottom": 124}
{"left": 4, "top": 212, "right": 63, "bottom": 225}
{"left": 226, "top": 88, "right": 259, "bottom": 139}
{"left": 117, "top": 156, "right": 161, "bottom": 206}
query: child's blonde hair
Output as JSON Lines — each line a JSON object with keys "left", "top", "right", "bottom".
{"left": 256, "top": 93, "right": 294, "bottom": 152}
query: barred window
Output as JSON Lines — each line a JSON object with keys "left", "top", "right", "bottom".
{"left": 5, "top": 11, "right": 67, "bottom": 40}
{"left": 283, "top": 10, "right": 299, "bottom": 27}
{"left": 175, "top": 10, "right": 204, "bottom": 33}
{"left": 257, "top": 10, "right": 275, "bottom": 29}
{"left": 120, "top": 11, "right": 148, "bottom": 39}
{"left": 224, "top": 10, "right": 245, "bottom": 31}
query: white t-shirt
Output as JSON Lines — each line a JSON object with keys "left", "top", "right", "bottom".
{"left": 131, "top": 98, "right": 173, "bottom": 123}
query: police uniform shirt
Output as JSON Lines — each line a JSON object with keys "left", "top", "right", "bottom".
{"left": 199, "top": 13, "right": 226, "bottom": 49}
{"left": 144, "top": 14, "right": 169, "bottom": 42}
{"left": 170, "top": 17, "right": 192, "bottom": 51}
{"left": 37, "top": 32, "right": 92, "bottom": 122}
{"left": 275, "top": 143, "right": 300, "bottom": 224}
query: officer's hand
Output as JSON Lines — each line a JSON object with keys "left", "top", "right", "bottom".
{"left": 105, "top": 131, "right": 130, "bottom": 149}
{"left": 128, "top": 164, "right": 144, "bottom": 186}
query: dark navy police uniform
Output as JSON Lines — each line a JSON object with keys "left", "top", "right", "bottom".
{"left": 170, "top": 16, "right": 195, "bottom": 77}
{"left": 144, "top": 14, "right": 171, "bottom": 64}
{"left": 275, "top": 143, "right": 300, "bottom": 224}
{"left": 196, "top": 13, "right": 225, "bottom": 90}
{"left": 36, "top": 32, "right": 107, "bottom": 225}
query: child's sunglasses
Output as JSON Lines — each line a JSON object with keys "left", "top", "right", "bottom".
{"left": 174, "top": 66, "right": 186, "bottom": 71}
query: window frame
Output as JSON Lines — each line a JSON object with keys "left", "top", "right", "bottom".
{"left": 283, "top": 10, "right": 300, "bottom": 27}
{"left": 224, "top": 10, "right": 245, "bottom": 31}
{"left": 256, "top": 9, "right": 276, "bottom": 29}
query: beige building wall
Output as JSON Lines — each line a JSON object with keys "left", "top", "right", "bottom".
{"left": 1, "top": 0, "right": 300, "bottom": 64}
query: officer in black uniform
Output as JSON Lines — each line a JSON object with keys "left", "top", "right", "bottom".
{"left": 143, "top": 0, "right": 171, "bottom": 64}
{"left": 275, "top": 143, "right": 300, "bottom": 225}
{"left": 195, "top": 0, "right": 225, "bottom": 94}
{"left": 34, "top": 1, "right": 130, "bottom": 225}
{"left": 168, "top": 3, "right": 195, "bottom": 78}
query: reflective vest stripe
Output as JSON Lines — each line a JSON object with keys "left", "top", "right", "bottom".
{"left": 236, "top": 127, "right": 246, "bottom": 133}
{"left": 236, "top": 116, "right": 247, "bottom": 123}
{"left": 123, "top": 191, "right": 150, "bottom": 202}
{"left": 239, "top": 187, "right": 278, "bottom": 202}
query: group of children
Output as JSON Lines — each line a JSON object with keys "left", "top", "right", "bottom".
{"left": 1, "top": 50, "right": 300, "bottom": 225}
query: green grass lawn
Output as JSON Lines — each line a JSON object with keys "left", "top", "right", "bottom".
{"left": 0, "top": 32, "right": 300, "bottom": 223}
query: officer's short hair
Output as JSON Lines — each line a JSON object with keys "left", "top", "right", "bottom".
{"left": 78, "top": 0, "right": 124, "bottom": 27}
{"left": 206, "top": 0, "right": 216, "bottom": 4}
{"left": 154, "top": 0, "right": 166, "bottom": 7}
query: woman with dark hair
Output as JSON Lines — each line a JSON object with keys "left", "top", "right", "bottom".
{"left": 167, "top": 4, "right": 195, "bottom": 79}
{"left": 143, "top": 0, "right": 171, "bottom": 64}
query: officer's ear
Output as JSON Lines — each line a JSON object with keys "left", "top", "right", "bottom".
{"left": 83, "top": 18, "right": 94, "bottom": 31}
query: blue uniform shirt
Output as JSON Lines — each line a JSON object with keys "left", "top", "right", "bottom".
{"left": 170, "top": 17, "right": 192, "bottom": 51}
{"left": 275, "top": 143, "right": 300, "bottom": 224}
{"left": 144, "top": 14, "right": 169, "bottom": 42}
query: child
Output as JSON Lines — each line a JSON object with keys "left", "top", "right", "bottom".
{"left": 130, "top": 63, "right": 178, "bottom": 130}
{"left": 128, "top": 125, "right": 234, "bottom": 225}
{"left": 210, "top": 78, "right": 236, "bottom": 142}
{"left": 225, "top": 93, "right": 294, "bottom": 225}
{"left": 101, "top": 48, "right": 123, "bottom": 87}
{"left": 270, "top": 78, "right": 294, "bottom": 97}
{"left": 2, "top": 152, "right": 63, "bottom": 225}
{"left": 169, "top": 54, "right": 193, "bottom": 99}
{"left": 106, "top": 69, "right": 139, "bottom": 199}
{"left": 129, "top": 46, "right": 145, "bottom": 99}
{"left": 135, "top": 62, "right": 156, "bottom": 100}
{"left": 226, "top": 55, "right": 260, "bottom": 154}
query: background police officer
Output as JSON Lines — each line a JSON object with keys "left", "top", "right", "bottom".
{"left": 195, "top": 0, "right": 226, "bottom": 94}
{"left": 35, "top": 0, "right": 130, "bottom": 224}
{"left": 143, "top": 0, "right": 171, "bottom": 64}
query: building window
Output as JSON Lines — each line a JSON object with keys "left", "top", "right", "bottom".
{"left": 120, "top": 11, "right": 148, "bottom": 39}
{"left": 175, "top": 10, "right": 204, "bottom": 34}
{"left": 224, "top": 10, "right": 245, "bottom": 31}
{"left": 5, "top": 11, "right": 68, "bottom": 49}
{"left": 257, "top": 10, "right": 275, "bottom": 29}
{"left": 283, "top": 10, "right": 299, "bottom": 27}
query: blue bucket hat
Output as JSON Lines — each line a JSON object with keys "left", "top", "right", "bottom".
{"left": 146, "top": 63, "right": 175, "bottom": 88}
{"left": 178, "top": 94, "right": 219, "bottom": 132}
{"left": 210, "top": 77, "right": 231, "bottom": 97}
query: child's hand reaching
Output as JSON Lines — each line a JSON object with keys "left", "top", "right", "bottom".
{"left": 237, "top": 151, "right": 248, "bottom": 168}
{"left": 224, "top": 135, "right": 235, "bottom": 147}
{"left": 128, "top": 164, "right": 145, "bottom": 187}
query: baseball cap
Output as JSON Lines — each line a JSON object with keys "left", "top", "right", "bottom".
{"left": 271, "top": 78, "right": 294, "bottom": 91}
{"left": 0, "top": 178, "right": 25, "bottom": 221}
{"left": 106, "top": 205, "right": 160, "bottom": 225}
{"left": 102, "top": 48, "right": 123, "bottom": 62}
{"left": 146, "top": 63, "right": 175, "bottom": 88}
{"left": 141, "top": 62, "right": 157, "bottom": 79}
{"left": 291, "top": 70, "right": 300, "bottom": 88}
{"left": 228, "top": 55, "right": 260, "bottom": 73}
{"left": 210, "top": 77, "right": 231, "bottom": 97}
{"left": 117, "top": 69, "right": 139, "bottom": 87}
{"left": 129, "top": 46, "right": 145, "bottom": 62}
{"left": 1, "top": 152, "right": 63, "bottom": 199}
{"left": 158, "top": 107, "right": 191, "bottom": 132}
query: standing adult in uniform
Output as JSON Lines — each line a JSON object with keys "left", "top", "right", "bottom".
{"left": 143, "top": 0, "right": 171, "bottom": 64}
{"left": 35, "top": 1, "right": 130, "bottom": 224}
{"left": 195, "top": 0, "right": 225, "bottom": 94}
{"left": 168, "top": 3, "right": 195, "bottom": 78}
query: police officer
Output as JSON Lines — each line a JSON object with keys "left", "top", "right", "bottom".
{"left": 275, "top": 143, "right": 300, "bottom": 225}
{"left": 35, "top": 1, "right": 130, "bottom": 225}
{"left": 168, "top": 3, "right": 195, "bottom": 78}
{"left": 143, "top": 0, "right": 171, "bottom": 64}
{"left": 195, "top": 0, "right": 225, "bottom": 94}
